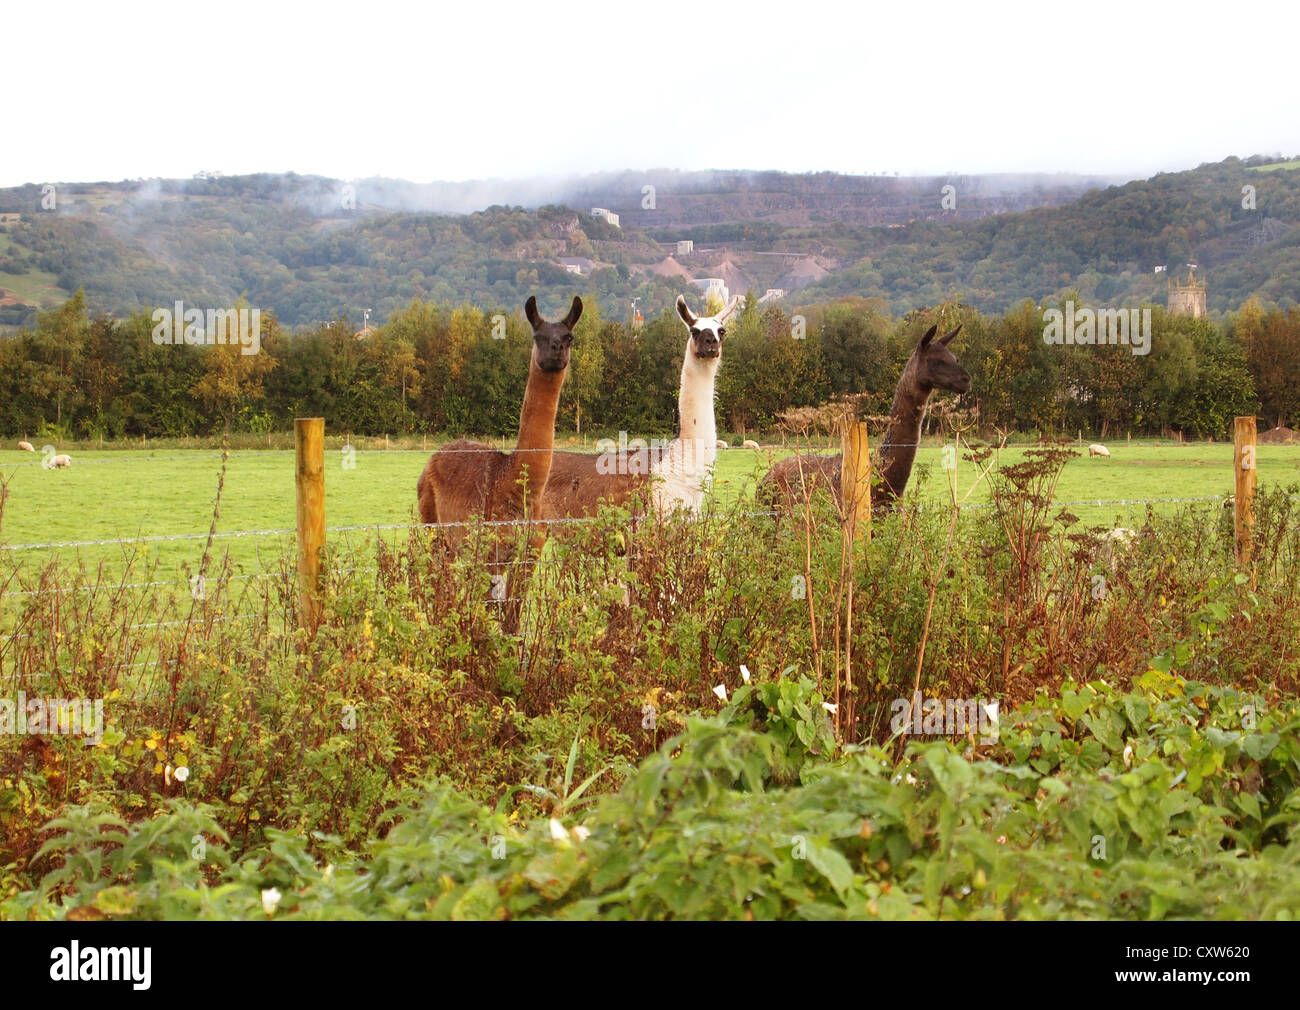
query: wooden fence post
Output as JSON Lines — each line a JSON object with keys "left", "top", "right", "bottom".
{"left": 296, "top": 417, "right": 325, "bottom": 636}
{"left": 1233, "top": 416, "right": 1257, "bottom": 569}
{"left": 840, "top": 421, "right": 871, "bottom": 541}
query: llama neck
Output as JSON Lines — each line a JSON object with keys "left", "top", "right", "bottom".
{"left": 508, "top": 359, "right": 565, "bottom": 506}
{"left": 652, "top": 352, "right": 719, "bottom": 511}
{"left": 675, "top": 354, "right": 718, "bottom": 450}
{"left": 874, "top": 359, "right": 931, "bottom": 503}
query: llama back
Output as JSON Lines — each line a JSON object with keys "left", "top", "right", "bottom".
{"left": 418, "top": 439, "right": 510, "bottom": 531}
{"left": 760, "top": 453, "right": 842, "bottom": 510}
{"left": 542, "top": 450, "right": 648, "bottom": 518}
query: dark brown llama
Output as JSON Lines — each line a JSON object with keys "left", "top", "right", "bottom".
{"left": 416, "top": 295, "right": 581, "bottom": 629}
{"left": 760, "top": 323, "right": 970, "bottom": 512}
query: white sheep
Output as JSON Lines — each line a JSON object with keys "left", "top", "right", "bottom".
{"left": 49, "top": 453, "right": 72, "bottom": 469}
{"left": 742, "top": 439, "right": 761, "bottom": 449}
{"left": 1088, "top": 443, "right": 1110, "bottom": 458}
{"left": 715, "top": 439, "right": 729, "bottom": 449}
{"left": 17, "top": 440, "right": 34, "bottom": 452}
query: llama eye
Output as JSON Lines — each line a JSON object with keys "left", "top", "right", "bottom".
{"left": 716, "top": 328, "right": 726, "bottom": 338}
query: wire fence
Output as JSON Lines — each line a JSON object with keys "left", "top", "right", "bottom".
{"left": 5, "top": 438, "right": 1297, "bottom": 470}
{"left": 3, "top": 434, "right": 1296, "bottom": 672}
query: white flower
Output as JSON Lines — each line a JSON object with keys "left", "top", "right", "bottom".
{"left": 549, "top": 817, "right": 568, "bottom": 841}
{"left": 822, "top": 702, "right": 838, "bottom": 714}
{"left": 261, "top": 888, "right": 282, "bottom": 915}
{"left": 174, "top": 765, "right": 189, "bottom": 782}
{"left": 740, "top": 665, "right": 751, "bottom": 684}
{"left": 573, "top": 825, "right": 590, "bottom": 842}
{"left": 1122, "top": 744, "right": 1133, "bottom": 769}
{"left": 713, "top": 684, "right": 727, "bottom": 701}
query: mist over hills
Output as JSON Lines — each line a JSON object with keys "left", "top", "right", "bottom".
{"left": 0, "top": 157, "right": 1296, "bottom": 331}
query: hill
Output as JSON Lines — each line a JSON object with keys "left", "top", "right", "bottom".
{"left": 0, "top": 157, "right": 1297, "bottom": 329}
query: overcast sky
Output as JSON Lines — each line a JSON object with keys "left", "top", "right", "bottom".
{"left": 5, "top": 0, "right": 1297, "bottom": 189}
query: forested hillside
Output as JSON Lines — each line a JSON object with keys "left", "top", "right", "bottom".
{"left": 3, "top": 156, "right": 1297, "bottom": 334}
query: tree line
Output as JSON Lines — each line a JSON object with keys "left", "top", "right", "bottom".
{"left": 1, "top": 289, "right": 1296, "bottom": 443}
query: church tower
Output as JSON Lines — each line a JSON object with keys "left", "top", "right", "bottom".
{"left": 1167, "top": 267, "right": 1207, "bottom": 318}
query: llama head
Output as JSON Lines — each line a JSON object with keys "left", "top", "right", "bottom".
{"left": 675, "top": 295, "right": 730, "bottom": 364}
{"left": 524, "top": 295, "right": 582, "bottom": 373}
{"left": 914, "top": 324, "right": 970, "bottom": 394}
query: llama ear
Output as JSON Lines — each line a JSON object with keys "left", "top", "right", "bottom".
{"left": 676, "top": 295, "right": 698, "bottom": 327}
{"left": 938, "top": 324, "right": 963, "bottom": 346}
{"left": 919, "top": 325, "right": 938, "bottom": 349}
{"left": 717, "top": 295, "right": 740, "bottom": 322}
{"left": 525, "top": 296, "right": 542, "bottom": 331}
{"left": 562, "top": 296, "right": 583, "bottom": 330}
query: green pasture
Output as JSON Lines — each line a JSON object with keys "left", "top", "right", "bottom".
{"left": 1, "top": 441, "right": 1299, "bottom": 587}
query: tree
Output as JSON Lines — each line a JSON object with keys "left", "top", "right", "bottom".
{"left": 565, "top": 291, "right": 604, "bottom": 436}
{"left": 190, "top": 300, "right": 279, "bottom": 430}
{"left": 1234, "top": 298, "right": 1300, "bottom": 428}
{"left": 29, "top": 288, "right": 89, "bottom": 431}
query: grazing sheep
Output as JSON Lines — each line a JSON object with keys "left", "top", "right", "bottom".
{"left": 17, "top": 440, "right": 34, "bottom": 452}
{"left": 1088, "top": 443, "right": 1110, "bottom": 458}
{"left": 50, "top": 453, "right": 72, "bottom": 468}
{"left": 742, "top": 439, "right": 760, "bottom": 449}
{"left": 715, "top": 438, "right": 728, "bottom": 449}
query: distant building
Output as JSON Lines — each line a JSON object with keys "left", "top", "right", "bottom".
{"left": 1167, "top": 268, "right": 1207, "bottom": 318}
{"left": 758, "top": 288, "right": 785, "bottom": 304}
{"left": 676, "top": 240, "right": 694, "bottom": 256}
{"left": 690, "top": 277, "right": 729, "bottom": 307}
{"left": 559, "top": 256, "right": 596, "bottom": 276}
{"left": 1153, "top": 264, "right": 1166, "bottom": 273}
{"left": 591, "top": 207, "right": 620, "bottom": 228}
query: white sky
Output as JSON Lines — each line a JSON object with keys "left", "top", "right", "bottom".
{"left": 5, "top": 0, "right": 1298, "bottom": 188}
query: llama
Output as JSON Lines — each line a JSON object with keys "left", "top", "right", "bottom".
{"left": 17, "top": 441, "right": 34, "bottom": 452}
{"left": 416, "top": 295, "right": 580, "bottom": 629}
{"left": 760, "top": 323, "right": 970, "bottom": 512}
{"left": 541, "top": 294, "right": 730, "bottom": 518}
{"left": 1088, "top": 443, "right": 1110, "bottom": 458}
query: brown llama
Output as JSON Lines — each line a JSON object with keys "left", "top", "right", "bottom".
{"left": 541, "top": 294, "right": 730, "bottom": 518}
{"left": 415, "top": 295, "right": 581, "bottom": 629}
{"left": 760, "top": 323, "right": 970, "bottom": 513}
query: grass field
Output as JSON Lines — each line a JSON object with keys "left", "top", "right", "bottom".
{"left": 2, "top": 440, "right": 1299, "bottom": 586}
{"left": 1247, "top": 159, "right": 1300, "bottom": 172}
{"left": 0, "top": 266, "right": 67, "bottom": 308}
